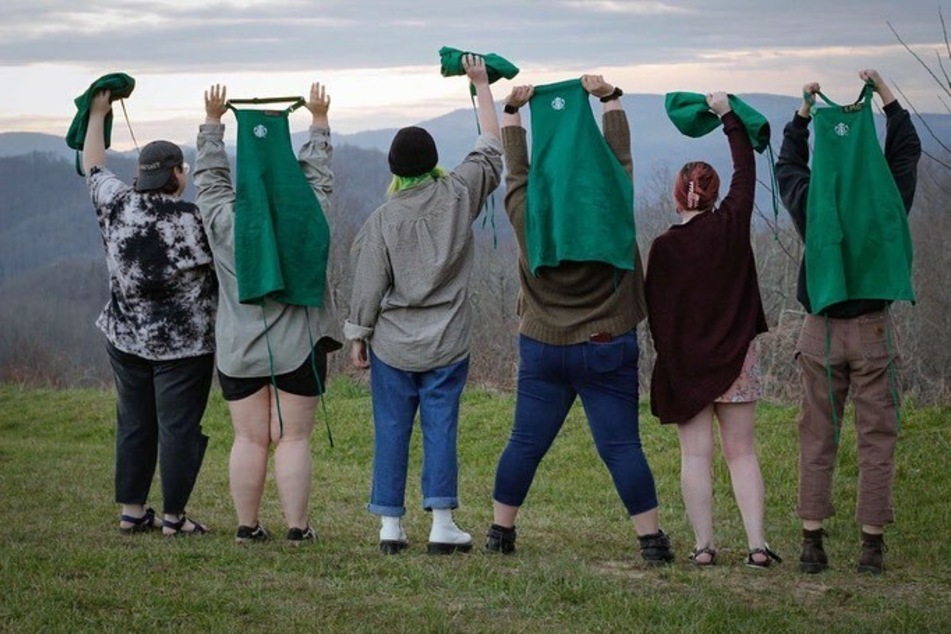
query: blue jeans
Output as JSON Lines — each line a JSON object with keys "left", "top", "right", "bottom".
{"left": 493, "top": 332, "right": 658, "bottom": 516}
{"left": 368, "top": 351, "right": 469, "bottom": 517}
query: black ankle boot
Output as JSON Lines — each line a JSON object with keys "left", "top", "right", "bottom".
{"left": 799, "top": 528, "right": 829, "bottom": 574}
{"left": 857, "top": 531, "right": 886, "bottom": 575}
{"left": 638, "top": 530, "right": 674, "bottom": 566}
{"left": 485, "top": 524, "right": 517, "bottom": 554}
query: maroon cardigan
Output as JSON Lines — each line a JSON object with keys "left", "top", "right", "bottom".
{"left": 645, "top": 111, "right": 767, "bottom": 424}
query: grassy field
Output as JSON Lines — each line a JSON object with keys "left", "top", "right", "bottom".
{"left": 1, "top": 378, "right": 949, "bottom": 633}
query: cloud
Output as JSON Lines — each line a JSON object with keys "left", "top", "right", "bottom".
{"left": 560, "top": 1, "right": 689, "bottom": 15}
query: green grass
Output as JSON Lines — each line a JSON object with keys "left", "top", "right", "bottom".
{"left": 1, "top": 378, "right": 949, "bottom": 633}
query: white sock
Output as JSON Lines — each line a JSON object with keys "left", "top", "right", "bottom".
{"left": 431, "top": 508, "right": 454, "bottom": 529}
{"left": 380, "top": 516, "right": 404, "bottom": 541}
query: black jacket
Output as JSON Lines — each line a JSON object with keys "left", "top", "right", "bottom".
{"left": 775, "top": 100, "right": 922, "bottom": 317}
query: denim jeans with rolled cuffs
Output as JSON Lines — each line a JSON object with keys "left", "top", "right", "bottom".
{"left": 367, "top": 350, "right": 469, "bottom": 516}
{"left": 493, "top": 331, "right": 659, "bottom": 515}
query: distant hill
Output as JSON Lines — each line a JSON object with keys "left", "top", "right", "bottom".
{"left": 0, "top": 132, "right": 76, "bottom": 160}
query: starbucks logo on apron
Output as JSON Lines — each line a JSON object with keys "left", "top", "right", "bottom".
{"left": 551, "top": 97, "right": 566, "bottom": 111}
{"left": 834, "top": 122, "right": 849, "bottom": 137}
{"left": 253, "top": 124, "right": 268, "bottom": 139}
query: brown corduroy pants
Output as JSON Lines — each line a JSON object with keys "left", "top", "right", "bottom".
{"left": 794, "top": 309, "right": 901, "bottom": 526}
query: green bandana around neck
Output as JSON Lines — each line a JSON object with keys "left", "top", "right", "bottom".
{"left": 66, "top": 72, "right": 136, "bottom": 176}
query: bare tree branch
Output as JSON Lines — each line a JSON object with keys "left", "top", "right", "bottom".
{"left": 893, "top": 81, "right": 951, "bottom": 157}
{"left": 888, "top": 20, "right": 951, "bottom": 100}
{"left": 942, "top": 7, "right": 951, "bottom": 72}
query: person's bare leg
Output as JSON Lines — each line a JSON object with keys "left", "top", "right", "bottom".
{"left": 716, "top": 401, "right": 768, "bottom": 562}
{"left": 270, "top": 391, "right": 317, "bottom": 530}
{"left": 676, "top": 405, "right": 716, "bottom": 562}
{"left": 492, "top": 501, "right": 519, "bottom": 528}
{"left": 228, "top": 388, "right": 271, "bottom": 529}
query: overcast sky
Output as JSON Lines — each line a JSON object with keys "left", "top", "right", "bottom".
{"left": 0, "top": 0, "right": 945, "bottom": 148}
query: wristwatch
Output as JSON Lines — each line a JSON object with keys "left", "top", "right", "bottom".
{"left": 503, "top": 104, "right": 520, "bottom": 114}
{"left": 599, "top": 87, "right": 623, "bottom": 103}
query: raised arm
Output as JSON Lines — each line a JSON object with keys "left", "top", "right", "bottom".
{"left": 298, "top": 81, "right": 334, "bottom": 211}
{"left": 582, "top": 74, "right": 631, "bottom": 177}
{"left": 451, "top": 54, "right": 503, "bottom": 220}
{"left": 863, "top": 69, "right": 922, "bottom": 213}
{"left": 776, "top": 82, "right": 820, "bottom": 238}
{"left": 82, "top": 90, "right": 110, "bottom": 173}
{"left": 709, "top": 91, "right": 755, "bottom": 220}
{"left": 194, "top": 84, "right": 236, "bottom": 238}
{"left": 466, "top": 54, "right": 499, "bottom": 140}
{"left": 501, "top": 85, "right": 533, "bottom": 222}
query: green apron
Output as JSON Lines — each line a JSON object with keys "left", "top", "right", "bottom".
{"left": 229, "top": 97, "right": 330, "bottom": 307}
{"left": 526, "top": 79, "right": 635, "bottom": 274}
{"left": 664, "top": 92, "right": 770, "bottom": 152}
{"left": 66, "top": 72, "right": 136, "bottom": 176}
{"left": 805, "top": 84, "right": 915, "bottom": 314}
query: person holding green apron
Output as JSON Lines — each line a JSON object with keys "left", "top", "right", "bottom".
{"left": 776, "top": 69, "right": 921, "bottom": 575}
{"left": 648, "top": 91, "right": 779, "bottom": 569}
{"left": 485, "top": 75, "right": 673, "bottom": 565}
{"left": 345, "top": 55, "right": 502, "bottom": 555}
{"left": 195, "top": 82, "right": 342, "bottom": 545}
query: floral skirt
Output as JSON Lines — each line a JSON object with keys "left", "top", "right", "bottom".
{"left": 715, "top": 339, "right": 762, "bottom": 403}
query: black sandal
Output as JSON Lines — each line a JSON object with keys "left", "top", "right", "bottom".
{"left": 163, "top": 513, "right": 209, "bottom": 537}
{"left": 689, "top": 546, "right": 718, "bottom": 567}
{"left": 119, "top": 507, "right": 159, "bottom": 534}
{"left": 746, "top": 544, "right": 782, "bottom": 569}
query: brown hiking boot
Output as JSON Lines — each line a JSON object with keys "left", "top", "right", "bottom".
{"left": 799, "top": 528, "right": 828, "bottom": 574}
{"left": 857, "top": 532, "right": 886, "bottom": 575}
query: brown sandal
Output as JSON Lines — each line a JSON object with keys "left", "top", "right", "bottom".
{"left": 689, "top": 546, "right": 717, "bottom": 566}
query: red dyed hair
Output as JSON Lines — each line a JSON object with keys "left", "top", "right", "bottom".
{"left": 673, "top": 161, "right": 720, "bottom": 212}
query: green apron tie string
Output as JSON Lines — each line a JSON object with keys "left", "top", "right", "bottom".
{"left": 304, "top": 307, "right": 334, "bottom": 448}
{"left": 824, "top": 315, "right": 841, "bottom": 444}
{"left": 884, "top": 310, "right": 903, "bottom": 434}
{"left": 261, "top": 305, "right": 285, "bottom": 438}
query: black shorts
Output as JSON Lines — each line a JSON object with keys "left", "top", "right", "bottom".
{"left": 218, "top": 346, "right": 328, "bottom": 402}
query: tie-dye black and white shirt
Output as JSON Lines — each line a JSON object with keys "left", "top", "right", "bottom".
{"left": 87, "top": 167, "right": 217, "bottom": 360}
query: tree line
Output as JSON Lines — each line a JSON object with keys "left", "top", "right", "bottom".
{"left": 1, "top": 142, "right": 949, "bottom": 404}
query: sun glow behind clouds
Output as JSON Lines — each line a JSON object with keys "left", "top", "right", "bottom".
{"left": 561, "top": 0, "right": 688, "bottom": 15}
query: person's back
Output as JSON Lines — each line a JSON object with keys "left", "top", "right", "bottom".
{"left": 344, "top": 55, "right": 502, "bottom": 556}
{"left": 82, "top": 88, "right": 216, "bottom": 536}
{"left": 347, "top": 128, "right": 501, "bottom": 372}
{"left": 775, "top": 69, "right": 922, "bottom": 576}
{"left": 501, "top": 87, "right": 646, "bottom": 344}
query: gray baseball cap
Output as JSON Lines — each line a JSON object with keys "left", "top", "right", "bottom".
{"left": 134, "top": 140, "right": 183, "bottom": 192}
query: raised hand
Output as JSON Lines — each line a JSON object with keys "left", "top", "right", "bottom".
{"left": 204, "top": 84, "right": 228, "bottom": 123}
{"left": 859, "top": 69, "right": 895, "bottom": 105}
{"left": 706, "top": 91, "right": 731, "bottom": 117}
{"left": 581, "top": 74, "right": 614, "bottom": 99}
{"left": 90, "top": 90, "right": 112, "bottom": 117}
{"left": 506, "top": 85, "right": 534, "bottom": 110}
{"left": 463, "top": 53, "right": 489, "bottom": 86}
{"left": 305, "top": 82, "right": 330, "bottom": 117}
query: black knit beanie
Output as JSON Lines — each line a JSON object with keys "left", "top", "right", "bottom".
{"left": 388, "top": 126, "right": 438, "bottom": 177}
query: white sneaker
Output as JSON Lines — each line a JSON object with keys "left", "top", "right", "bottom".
{"left": 428, "top": 520, "right": 473, "bottom": 555}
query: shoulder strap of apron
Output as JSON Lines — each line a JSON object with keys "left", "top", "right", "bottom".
{"left": 812, "top": 83, "right": 873, "bottom": 113}
{"left": 227, "top": 96, "right": 306, "bottom": 114}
